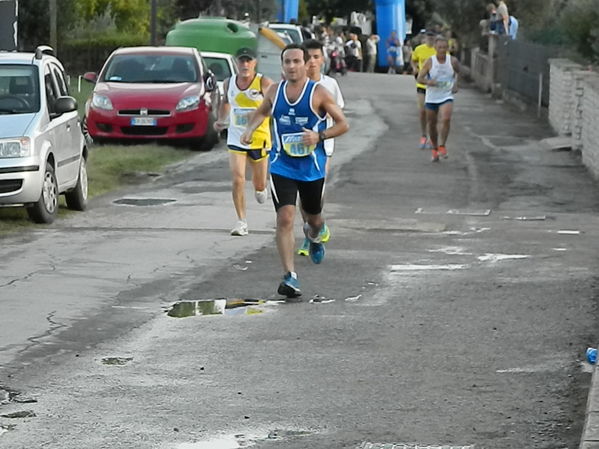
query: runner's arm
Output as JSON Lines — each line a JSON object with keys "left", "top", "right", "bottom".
{"left": 416, "top": 58, "right": 434, "bottom": 85}
{"left": 302, "top": 85, "right": 349, "bottom": 146}
{"left": 451, "top": 56, "right": 461, "bottom": 93}
{"left": 260, "top": 75, "right": 274, "bottom": 93}
{"left": 214, "top": 78, "right": 231, "bottom": 132}
{"left": 240, "top": 83, "right": 276, "bottom": 146}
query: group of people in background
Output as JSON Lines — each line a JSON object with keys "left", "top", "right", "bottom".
{"left": 309, "top": 24, "right": 460, "bottom": 76}
{"left": 484, "top": 0, "right": 518, "bottom": 40}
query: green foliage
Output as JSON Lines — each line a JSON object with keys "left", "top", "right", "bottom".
{"left": 60, "top": 32, "right": 148, "bottom": 73}
{"left": 74, "top": 0, "right": 150, "bottom": 33}
{"left": 560, "top": 0, "right": 599, "bottom": 61}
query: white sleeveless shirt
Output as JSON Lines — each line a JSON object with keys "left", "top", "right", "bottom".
{"left": 425, "top": 55, "right": 455, "bottom": 104}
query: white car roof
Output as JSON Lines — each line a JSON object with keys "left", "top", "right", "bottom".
{"left": 0, "top": 52, "right": 38, "bottom": 64}
{"left": 201, "top": 51, "right": 235, "bottom": 59}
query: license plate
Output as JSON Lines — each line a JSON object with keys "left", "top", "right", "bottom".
{"left": 130, "top": 117, "right": 157, "bottom": 126}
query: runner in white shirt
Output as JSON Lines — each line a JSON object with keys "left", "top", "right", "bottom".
{"left": 417, "top": 36, "right": 460, "bottom": 162}
{"left": 297, "top": 39, "right": 345, "bottom": 256}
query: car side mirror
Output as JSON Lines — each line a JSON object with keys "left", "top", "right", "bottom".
{"left": 83, "top": 72, "right": 98, "bottom": 84}
{"left": 54, "top": 96, "right": 78, "bottom": 114}
{"left": 205, "top": 71, "right": 216, "bottom": 92}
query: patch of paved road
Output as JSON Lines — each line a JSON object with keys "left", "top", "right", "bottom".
{"left": 1, "top": 73, "right": 599, "bottom": 449}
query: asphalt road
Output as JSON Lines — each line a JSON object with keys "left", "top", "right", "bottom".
{"left": 1, "top": 73, "right": 599, "bottom": 449}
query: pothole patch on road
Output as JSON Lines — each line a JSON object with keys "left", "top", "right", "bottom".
{"left": 0, "top": 410, "right": 36, "bottom": 418}
{"left": 358, "top": 444, "right": 474, "bottom": 449}
{"left": 113, "top": 198, "right": 177, "bottom": 206}
{"left": 100, "top": 357, "right": 133, "bottom": 366}
{"left": 166, "top": 299, "right": 275, "bottom": 318}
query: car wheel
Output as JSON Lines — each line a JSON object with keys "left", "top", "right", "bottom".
{"left": 65, "top": 156, "right": 88, "bottom": 211}
{"left": 193, "top": 115, "right": 219, "bottom": 151}
{"left": 27, "top": 162, "right": 59, "bottom": 224}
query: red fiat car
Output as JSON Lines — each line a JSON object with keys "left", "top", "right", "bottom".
{"left": 83, "top": 46, "right": 219, "bottom": 150}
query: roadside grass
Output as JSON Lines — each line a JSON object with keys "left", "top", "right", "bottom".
{"left": 0, "top": 76, "right": 195, "bottom": 234}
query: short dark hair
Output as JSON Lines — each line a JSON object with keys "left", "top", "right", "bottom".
{"left": 281, "top": 43, "right": 309, "bottom": 63}
{"left": 302, "top": 39, "right": 324, "bottom": 54}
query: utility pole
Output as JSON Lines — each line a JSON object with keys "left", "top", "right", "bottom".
{"left": 49, "top": 0, "right": 57, "bottom": 52}
{"left": 257, "top": 0, "right": 261, "bottom": 22}
{"left": 150, "top": 0, "right": 157, "bottom": 45}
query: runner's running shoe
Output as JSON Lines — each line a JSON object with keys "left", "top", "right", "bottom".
{"left": 419, "top": 136, "right": 429, "bottom": 149}
{"left": 309, "top": 241, "right": 326, "bottom": 264}
{"left": 303, "top": 223, "right": 326, "bottom": 264}
{"left": 431, "top": 149, "right": 440, "bottom": 163}
{"left": 278, "top": 272, "right": 301, "bottom": 298}
{"left": 438, "top": 145, "right": 448, "bottom": 159}
{"left": 255, "top": 189, "right": 268, "bottom": 204}
{"left": 319, "top": 223, "right": 331, "bottom": 243}
{"left": 230, "top": 220, "right": 248, "bottom": 236}
{"left": 297, "top": 238, "right": 310, "bottom": 256}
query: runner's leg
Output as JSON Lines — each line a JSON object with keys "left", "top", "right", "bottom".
{"left": 276, "top": 205, "right": 296, "bottom": 274}
{"left": 250, "top": 155, "right": 268, "bottom": 192}
{"left": 438, "top": 101, "right": 454, "bottom": 146}
{"left": 417, "top": 91, "right": 427, "bottom": 139}
{"left": 427, "top": 107, "right": 439, "bottom": 149}
{"left": 229, "top": 151, "right": 247, "bottom": 220}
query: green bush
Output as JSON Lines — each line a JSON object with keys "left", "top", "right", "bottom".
{"left": 60, "top": 32, "right": 149, "bottom": 74}
{"left": 560, "top": 0, "right": 599, "bottom": 62}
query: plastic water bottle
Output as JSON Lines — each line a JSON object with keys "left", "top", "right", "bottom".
{"left": 587, "top": 347, "right": 597, "bottom": 364}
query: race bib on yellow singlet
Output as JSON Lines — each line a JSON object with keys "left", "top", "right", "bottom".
{"left": 281, "top": 132, "right": 316, "bottom": 157}
{"left": 233, "top": 108, "right": 253, "bottom": 127}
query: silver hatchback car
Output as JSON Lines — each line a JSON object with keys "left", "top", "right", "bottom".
{"left": 0, "top": 46, "right": 88, "bottom": 224}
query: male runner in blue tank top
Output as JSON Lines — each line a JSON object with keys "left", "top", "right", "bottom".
{"left": 240, "top": 43, "right": 349, "bottom": 298}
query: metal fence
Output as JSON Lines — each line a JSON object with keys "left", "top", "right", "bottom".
{"left": 496, "top": 37, "right": 560, "bottom": 106}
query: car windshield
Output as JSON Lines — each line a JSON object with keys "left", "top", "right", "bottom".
{"left": 102, "top": 54, "right": 199, "bottom": 83}
{"left": 203, "top": 57, "right": 232, "bottom": 82}
{"left": 0, "top": 65, "right": 40, "bottom": 114}
{"left": 271, "top": 26, "right": 302, "bottom": 44}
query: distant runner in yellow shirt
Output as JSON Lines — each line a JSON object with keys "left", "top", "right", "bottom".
{"left": 411, "top": 30, "right": 436, "bottom": 149}
{"left": 214, "top": 47, "right": 273, "bottom": 236}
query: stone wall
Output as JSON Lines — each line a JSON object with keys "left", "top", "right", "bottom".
{"left": 548, "top": 59, "right": 582, "bottom": 136}
{"left": 581, "top": 76, "right": 599, "bottom": 177}
{"left": 549, "top": 59, "right": 599, "bottom": 178}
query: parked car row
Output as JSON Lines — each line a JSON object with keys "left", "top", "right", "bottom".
{"left": 0, "top": 20, "right": 304, "bottom": 224}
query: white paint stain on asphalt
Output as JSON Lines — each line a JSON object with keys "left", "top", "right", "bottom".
{"left": 390, "top": 264, "right": 468, "bottom": 271}
{"left": 427, "top": 246, "right": 473, "bottom": 255}
{"left": 477, "top": 254, "right": 530, "bottom": 262}
{"left": 556, "top": 230, "right": 582, "bottom": 235}
{"left": 552, "top": 248, "right": 568, "bottom": 251}
{"left": 443, "top": 227, "right": 490, "bottom": 235}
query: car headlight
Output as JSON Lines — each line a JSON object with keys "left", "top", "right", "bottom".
{"left": 91, "top": 94, "right": 113, "bottom": 110}
{"left": 0, "top": 137, "right": 31, "bottom": 158}
{"left": 176, "top": 95, "right": 200, "bottom": 112}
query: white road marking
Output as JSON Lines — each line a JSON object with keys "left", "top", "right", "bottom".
{"left": 557, "top": 230, "right": 581, "bottom": 235}
{"left": 477, "top": 254, "right": 530, "bottom": 262}
{"left": 390, "top": 264, "right": 468, "bottom": 271}
{"left": 552, "top": 248, "right": 568, "bottom": 251}
{"left": 427, "top": 246, "right": 473, "bottom": 255}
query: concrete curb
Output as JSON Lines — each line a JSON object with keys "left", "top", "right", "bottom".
{"left": 581, "top": 361, "right": 599, "bottom": 448}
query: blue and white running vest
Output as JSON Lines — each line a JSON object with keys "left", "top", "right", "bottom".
{"left": 269, "top": 79, "right": 327, "bottom": 182}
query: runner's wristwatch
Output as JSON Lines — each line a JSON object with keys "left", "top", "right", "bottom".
{"left": 318, "top": 130, "right": 327, "bottom": 142}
